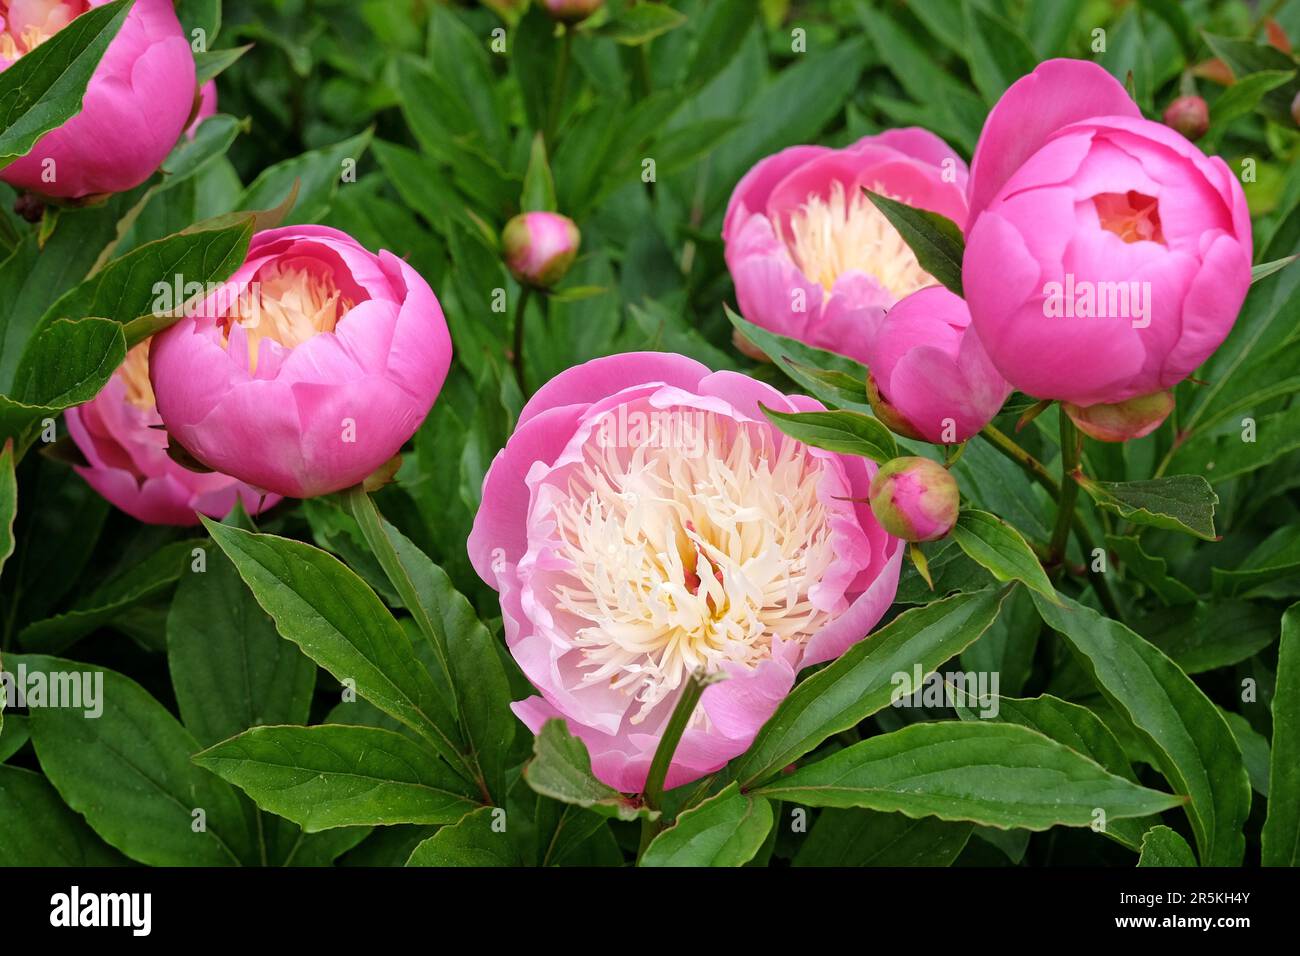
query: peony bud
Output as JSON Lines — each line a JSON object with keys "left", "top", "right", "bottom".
{"left": 1163, "top": 95, "right": 1209, "bottom": 141}
{"left": 0, "top": 0, "right": 197, "bottom": 199}
{"left": 1061, "top": 390, "right": 1175, "bottom": 443}
{"left": 543, "top": 0, "right": 605, "bottom": 24}
{"left": 502, "top": 211, "right": 580, "bottom": 289}
{"left": 868, "top": 456, "right": 959, "bottom": 543}
{"left": 1292, "top": 89, "right": 1300, "bottom": 127}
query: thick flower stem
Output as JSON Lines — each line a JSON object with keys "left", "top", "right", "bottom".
{"left": 1048, "top": 415, "right": 1082, "bottom": 569}
{"left": 978, "top": 424, "right": 1123, "bottom": 620}
{"left": 637, "top": 672, "right": 709, "bottom": 858}
{"left": 511, "top": 286, "right": 532, "bottom": 394}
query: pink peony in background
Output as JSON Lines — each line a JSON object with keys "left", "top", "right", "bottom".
{"left": 723, "top": 128, "right": 968, "bottom": 363}
{"left": 962, "top": 58, "right": 1252, "bottom": 410}
{"left": 861, "top": 285, "right": 1010, "bottom": 443}
{"left": 0, "top": 0, "right": 197, "bottom": 198}
{"left": 65, "top": 340, "right": 279, "bottom": 526}
{"left": 150, "top": 225, "right": 452, "bottom": 499}
{"left": 467, "top": 352, "right": 904, "bottom": 792}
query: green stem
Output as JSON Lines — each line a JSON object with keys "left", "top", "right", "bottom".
{"left": 512, "top": 286, "right": 533, "bottom": 395}
{"left": 544, "top": 27, "right": 572, "bottom": 151}
{"left": 637, "top": 672, "right": 709, "bottom": 858}
{"left": 1048, "top": 415, "right": 1082, "bottom": 568}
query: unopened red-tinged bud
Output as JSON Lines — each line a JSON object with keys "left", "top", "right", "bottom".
{"left": 502, "top": 211, "right": 581, "bottom": 289}
{"left": 1163, "top": 95, "right": 1209, "bottom": 141}
{"left": 868, "top": 456, "right": 959, "bottom": 543}
{"left": 1062, "top": 390, "right": 1175, "bottom": 443}
{"left": 543, "top": 0, "right": 605, "bottom": 24}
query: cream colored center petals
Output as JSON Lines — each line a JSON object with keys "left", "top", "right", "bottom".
{"left": 118, "top": 341, "right": 155, "bottom": 411}
{"left": 221, "top": 261, "right": 354, "bottom": 373}
{"left": 546, "top": 410, "right": 839, "bottom": 724}
{"left": 783, "top": 180, "right": 936, "bottom": 298}
{"left": 0, "top": 2, "right": 82, "bottom": 59}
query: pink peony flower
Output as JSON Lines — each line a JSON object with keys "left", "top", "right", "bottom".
{"left": 65, "top": 340, "right": 279, "bottom": 525}
{"left": 963, "top": 59, "right": 1252, "bottom": 410}
{"left": 0, "top": 0, "right": 197, "bottom": 199}
{"left": 186, "top": 80, "right": 217, "bottom": 139}
{"left": 467, "top": 352, "right": 904, "bottom": 792}
{"left": 868, "top": 456, "right": 959, "bottom": 543}
{"left": 149, "top": 226, "right": 452, "bottom": 499}
{"left": 502, "top": 211, "right": 580, "bottom": 289}
{"left": 723, "top": 128, "right": 968, "bottom": 362}
{"left": 543, "top": 0, "right": 603, "bottom": 24}
{"left": 861, "top": 285, "right": 1010, "bottom": 443}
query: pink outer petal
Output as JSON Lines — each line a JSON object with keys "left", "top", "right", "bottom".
{"left": 1161, "top": 233, "right": 1251, "bottom": 387}
{"left": 725, "top": 212, "right": 827, "bottom": 345}
{"left": 0, "top": 0, "right": 195, "bottom": 198}
{"left": 854, "top": 127, "right": 970, "bottom": 189}
{"left": 723, "top": 145, "right": 830, "bottom": 243}
{"left": 967, "top": 58, "right": 1140, "bottom": 230}
{"left": 517, "top": 351, "right": 711, "bottom": 429}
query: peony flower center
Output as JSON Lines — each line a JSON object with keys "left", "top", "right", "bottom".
{"left": 544, "top": 409, "right": 838, "bottom": 723}
{"left": 220, "top": 259, "right": 353, "bottom": 372}
{"left": 1094, "top": 190, "right": 1166, "bottom": 245}
{"left": 782, "top": 180, "right": 936, "bottom": 298}
{"left": 0, "top": 1, "right": 86, "bottom": 60}
{"left": 118, "top": 340, "right": 155, "bottom": 412}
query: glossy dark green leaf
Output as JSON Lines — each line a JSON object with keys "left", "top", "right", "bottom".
{"left": 759, "top": 405, "right": 896, "bottom": 463}
{"left": 406, "top": 806, "right": 520, "bottom": 866}
{"left": 640, "top": 783, "right": 772, "bottom": 867}
{"left": 1138, "top": 825, "right": 1197, "bottom": 867}
{"left": 952, "top": 509, "right": 1055, "bottom": 600}
{"left": 0, "top": 766, "right": 126, "bottom": 866}
{"left": 1262, "top": 603, "right": 1300, "bottom": 866}
{"left": 792, "top": 807, "right": 972, "bottom": 867}
{"left": 1075, "top": 474, "right": 1218, "bottom": 540}
{"left": 524, "top": 720, "right": 654, "bottom": 822}
{"left": 865, "top": 191, "right": 965, "bottom": 297}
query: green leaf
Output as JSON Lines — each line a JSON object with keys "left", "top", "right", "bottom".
{"left": 756, "top": 721, "right": 1183, "bottom": 830}
{"left": 0, "top": 0, "right": 132, "bottom": 165}
{"left": 18, "top": 653, "right": 255, "bottom": 866}
{"left": 343, "top": 490, "right": 514, "bottom": 804}
{"left": 1167, "top": 404, "right": 1300, "bottom": 485}
{"left": 724, "top": 305, "right": 873, "bottom": 413}
{"left": 0, "top": 766, "right": 126, "bottom": 865}
{"left": 1251, "top": 255, "right": 1297, "bottom": 285}
{"left": 1137, "top": 600, "right": 1279, "bottom": 674}
{"left": 1203, "top": 34, "right": 1300, "bottom": 125}
{"left": 963, "top": 0, "right": 1038, "bottom": 105}
{"left": 19, "top": 539, "right": 200, "bottom": 653}
{"left": 1262, "top": 603, "right": 1300, "bottom": 866}
{"left": 0, "top": 714, "right": 29, "bottom": 763}
{"left": 792, "top": 807, "right": 972, "bottom": 866}
{"left": 1074, "top": 474, "right": 1218, "bottom": 541}
{"left": 199, "top": 519, "right": 472, "bottom": 785}
{"left": 1138, "top": 825, "right": 1197, "bottom": 867}
{"left": 1213, "top": 69, "right": 1296, "bottom": 126}
{"left": 1221, "top": 709, "right": 1270, "bottom": 798}
{"left": 951, "top": 509, "right": 1055, "bottom": 601}
{"left": 0, "top": 440, "right": 14, "bottom": 579}
{"left": 167, "top": 540, "right": 317, "bottom": 748}
{"left": 1106, "top": 534, "right": 1197, "bottom": 605}
{"left": 0, "top": 317, "right": 125, "bottom": 443}
{"left": 954, "top": 692, "right": 1150, "bottom": 849}
{"left": 194, "top": 45, "right": 252, "bottom": 86}
{"left": 733, "top": 587, "right": 1010, "bottom": 789}
{"left": 1212, "top": 525, "right": 1300, "bottom": 598}
{"left": 194, "top": 725, "right": 481, "bottom": 832}
{"left": 591, "top": 3, "right": 687, "bottom": 45}
{"left": 864, "top": 191, "right": 965, "bottom": 297}
{"left": 524, "top": 720, "right": 654, "bottom": 822}
{"left": 406, "top": 806, "right": 520, "bottom": 866}
{"left": 1032, "top": 592, "right": 1251, "bottom": 866}
{"left": 639, "top": 783, "right": 772, "bottom": 867}
{"left": 520, "top": 132, "right": 556, "bottom": 213}
{"left": 759, "top": 405, "right": 897, "bottom": 463}
{"left": 33, "top": 214, "right": 255, "bottom": 348}
{"left": 239, "top": 129, "right": 373, "bottom": 225}
{"left": 651, "top": 117, "right": 743, "bottom": 177}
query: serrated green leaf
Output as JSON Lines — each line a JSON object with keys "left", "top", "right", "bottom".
{"left": 1075, "top": 474, "right": 1218, "bottom": 540}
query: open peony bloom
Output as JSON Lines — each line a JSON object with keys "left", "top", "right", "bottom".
{"left": 65, "top": 340, "right": 279, "bottom": 526}
{"left": 0, "top": 0, "right": 196, "bottom": 199}
{"left": 150, "top": 226, "right": 452, "bottom": 499}
{"left": 862, "top": 286, "right": 1010, "bottom": 443}
{"left": 963, "top": 59, "right": 1252, "bottom": 411}
{"left": 468, "top": 352, "right": 904, "bottom": 792}
{"left": 723, "top": 128, "right": 968, "bottom": 363}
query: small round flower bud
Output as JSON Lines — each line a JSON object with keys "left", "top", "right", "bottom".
{"left": 1292, "top": 89, "right": 1300, "bottom": 127}
{"left": 543, "top": 0, "right": 605, "bottom": 24}
{"left": 1062, "top": 390, "right": 1175, "bottom": 443}
{"left": 868, "top": 456, "right": 960, "bottom": 543}
{"left": 1163, "top": 95, "right": 1209, "bottom": 141}
{"left": 502, "top": 211, "right": 581, "bottom": 289}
